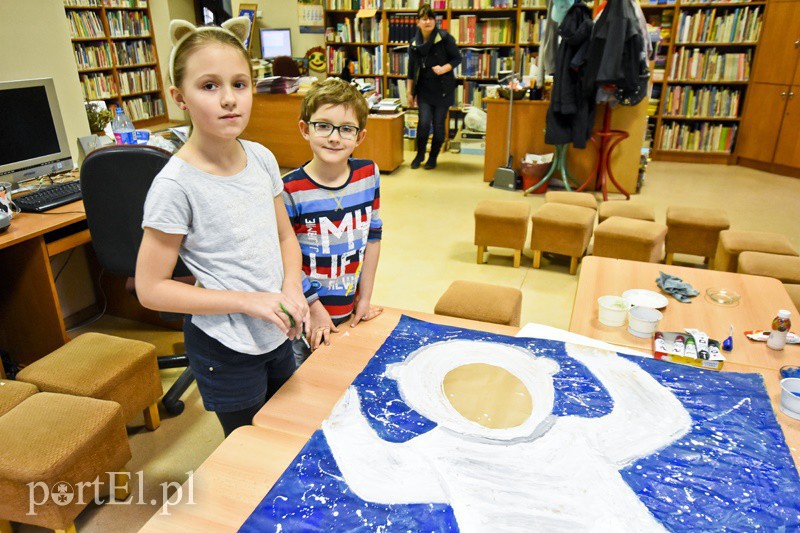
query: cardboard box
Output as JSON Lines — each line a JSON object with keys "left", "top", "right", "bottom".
{"left": 653, "top": 331, "right": 726, "bottom": 371}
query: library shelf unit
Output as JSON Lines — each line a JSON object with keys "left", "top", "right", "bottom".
{"left": 323, "top": 0, "right": 548, "bottom": 108}
{"left": 640, "top": 0, "right": 766, "bottom": 163}
{"left": 63, "top": 0, "right": 167, "bottom": 128}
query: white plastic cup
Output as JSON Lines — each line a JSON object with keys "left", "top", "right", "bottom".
{"left": 597, "top": 296, "right": 631, "bottom": 327}
{"left": 780, "top": 378, "right": 800, "bottom": 420}
{"left": 627, "top": 306, "right": 663, "bottom": 338}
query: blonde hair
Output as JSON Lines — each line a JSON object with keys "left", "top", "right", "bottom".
{"left": 300, "top": 78, "right": 370, "bottom": 129}
{"left": 170, "top": 29, "right": 250, "bottom": 89}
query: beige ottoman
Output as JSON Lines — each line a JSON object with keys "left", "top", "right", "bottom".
{"left": 784, "top": 284, "right": 800, "bottom": 312}
{"left": 665, "top": 206, "right": 730, "bottom": 267}
{"left": 593, "top": 216, "right": 668, "bottom": 263}
{"left": 598, "top": 202, "right": 655, "bottom": 223}
{"left": 0, "top": 392, "right": 131, "bottom": 533}
{"left": 435, "top": 280, "right": 522, "bottom": 327}
{"left": 737, "top": 252, "right": 800, "bottom": 284}
{"left": 531, "top": 203, "right": 596, "bottom": 275}
{"left": 714, "top": 230, "right": 798, "bottom": 272}
{"left": 17, "top": 333, "right": 163, "bottom": 430}
{"left": 475, "top": 200, "right": 531, "bottom": 268}
{"left": 545, "top": 191, "right": 598, "bottom": 211}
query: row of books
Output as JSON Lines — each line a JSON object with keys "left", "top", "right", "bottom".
{"left": 658, "top": 122, "right": 737, "bottom": 153}
{"left": 450, "top": 0, "right": 515, "bottom": 8}
{"left": 519, "top": 0, "right": 546, "bottom": 6}
{"left": 121, "top": 95, "right": 164, "bottom": 121}
{"left": 113, "top": 39, "right": 154, "bottom": 65}
{"left": 456, "top": 80, "right": 489, "bottom": 107}
{"left": 383, "top": 0, "right": 446, "bottom": 7}
{"left": 325, "top": 0, "right": 382, "bottom": 9}
{"left": 518, "top": 14, "right": 544, "bottom": 44}
{"left": 662, "top": 86, "right": 741, "bottom": 118}
{"left": 117, "top": 67, "right": 158, "bottom": 95}
{"left": 327, "top": 46, "right": 384, "bottom": 75}
{"left": 73, "top": 42, "right": 113, "bottom": 70}
{"left": 456, "top": 48, "right": 513, "bottom": 78}
{"left": 676, "top": 7, "right": 762, "bottom": 44}
{"left": 518, "top": 49, "right": 538, "bottom": 77}
{"left": 106, "top": 10, "right": 151, "bottom": 37}
{"left": 332, "top": 16, "right": 384, "bottom": 43}
{"left": 64, "top": 0, "right": 102, "bottom": 6}
{"left": 388, "top": 47, "right": 409, "bottom": 75}
{"left": 387, "top": 14, "right": 422, "bottom": 43}
{"left": 65, "top": 0, "right": 147, "bottom": 6}
{"left": 452, "top": 16, "right": 514, "bottom": 45}
{"left": 79, "top": 73, "right": 117, "bottom": 99}
{"left": 669, "top": 48, "right": 751, "bottom": 81}
{"left": 67, "top": 11, "right": 105, "bottom": 39}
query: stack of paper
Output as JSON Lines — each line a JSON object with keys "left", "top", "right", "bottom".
{"left": 254, "top": 76, "right": 300, "bottom": 94}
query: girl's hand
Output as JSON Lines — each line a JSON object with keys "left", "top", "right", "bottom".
{"left": 242, "top": 292, "right": 302, "bottom": 336}
{"left": 283, "top": 285, "right": 311, "bottom": 338}
{"left": 432, "top": 65, "right": 449, "bottom": 75}
{"left": 351, "top": 297, "right": 383, "bottom": 327}
{"left": 406, "top": 91, "right": 416, "bottom": 107}
{"left": 309, "top": 300, "right": 338, "bottom": 350}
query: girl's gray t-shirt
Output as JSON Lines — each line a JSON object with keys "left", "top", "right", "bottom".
{"left": 142, "top": 140, "right": 286, "bottom": 354}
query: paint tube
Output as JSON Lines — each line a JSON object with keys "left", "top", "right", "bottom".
{"left": 671, "top": 335, "right": 686, "bottom": 356}
{"left": 685, "top": 336, "right": 698, "bottom": 359}
{"left": 708, "top": 339, "right": 722, "bottom": 360}
{"left": 685, "top": 328, "right": 710, "bottom": 360}
{"left": 654, "top": 332, "right": 668, "bottom": 354}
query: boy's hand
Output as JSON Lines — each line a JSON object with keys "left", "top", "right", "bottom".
{"left": 351, "top": 297, "right": 383, "bottom": 327}
{"left": 309, "top": 300, "right": 338, "bottom": 350}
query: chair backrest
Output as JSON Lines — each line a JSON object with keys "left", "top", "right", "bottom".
{"left": 272, "top": 55, "right": 301, "bottom": 77}
{"left": 80, "top": 144, "right": 191, "bottom": 279}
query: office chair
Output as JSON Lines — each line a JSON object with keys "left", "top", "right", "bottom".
{"left": 272, "top": 55, "right": 301, "bottom": 77}
{"left": 80, "top": 145, "right": 193, "bottom": 415}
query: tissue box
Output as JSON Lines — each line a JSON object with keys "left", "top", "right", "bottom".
{"left": 653, "top": 331, "right": 726, "bottom": 371}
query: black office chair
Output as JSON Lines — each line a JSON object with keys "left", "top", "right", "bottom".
{"left": 80, "top": 145, "right": 194, "bottom": 415}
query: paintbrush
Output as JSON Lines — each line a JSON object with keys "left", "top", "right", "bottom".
{"left": 280, "top": 302, "right": 311, "bottom": 349}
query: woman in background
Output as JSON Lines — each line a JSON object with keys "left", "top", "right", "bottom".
{"left": 406, "top": 4, "right": 461, "bottom": 170}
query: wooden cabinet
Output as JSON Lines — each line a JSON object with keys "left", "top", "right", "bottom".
{"left": 774, "top": 88, "right": 800, "bottom": 168}
{"left": 751, "top": 3, "right": 800, "bottom": 85}
{"left": 736, "top": 83, "right": 786, "bottom": 163}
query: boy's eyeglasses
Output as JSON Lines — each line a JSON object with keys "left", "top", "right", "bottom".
{"left": 308, "top": 121, "right": 361, "bottom": 140}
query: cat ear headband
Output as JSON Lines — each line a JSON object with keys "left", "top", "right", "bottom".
{"left": 168, "top": 17, "right": 251, "bottom": 84}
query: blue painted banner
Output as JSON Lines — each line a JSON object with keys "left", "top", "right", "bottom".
{"left": 242, "top": 316, "right": 800, "bottom": 532}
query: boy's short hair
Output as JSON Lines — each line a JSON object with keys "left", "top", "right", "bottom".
{"left": 417, "top": 3, "right": 434, "bottom": 19}
{"left": 300, "top": 78, "right": 370, "bottom": 129}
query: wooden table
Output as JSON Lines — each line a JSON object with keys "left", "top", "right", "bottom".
{"left": 0, "top": 201, "right": 89, "bottom": 365}
{"left": 243, "top": 93, "right": 405, "bottom": 172}
{"left": 570, "top": 257, "right": 800, "bottom": 371}
{"left": 142, "top": 307, "right": 799, "bottom": 531}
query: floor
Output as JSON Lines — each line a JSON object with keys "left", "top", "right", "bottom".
{"left": 16, "top": 152, "right": 800, "bottom": 532}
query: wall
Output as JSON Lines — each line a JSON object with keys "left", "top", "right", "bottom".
{"left": 233, "top": 0, "right": 324, "bottom": 59}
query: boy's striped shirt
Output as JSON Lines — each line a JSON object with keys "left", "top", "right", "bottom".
{"left": 283, "top": 159, "right": 382, "bottom": 320}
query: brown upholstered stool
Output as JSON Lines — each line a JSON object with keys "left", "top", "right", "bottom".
{"left": 785, "top": 284, "right": 800, "bottom": 312}
{"left": 713, "top": 230, "right": 798, "bottom": 273}
{"left": 474, "top": 200, "right": 531, "bottom": 268}
{"left": 0, "top": 392, "right": 131, "bottom": 533}
{"left": 598, "top": 202, "right": 655, "bottom": 223}
{"left": 531, "top": 203, "right": 596, "bottom": 275}
{"left": 435, "top": 280, "right": 522, "bottom": 327}
{"left": 593, "top": 216, "right": 667, "bottom": 263}
{"left": 737, "top": 252, "right": 800, "bottom": 284}
{"left": 665, "top": 206, "right": 730, "bottom": 267}
{"left": 545, "top": 191, "right": 598, "bottom": 211}
{"left": 17, "top": 333, "right": 163, "bottom": 430}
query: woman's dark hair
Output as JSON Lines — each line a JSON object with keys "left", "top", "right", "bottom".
{"left": 417, "top": 3, "right": 435, "bottom": 19}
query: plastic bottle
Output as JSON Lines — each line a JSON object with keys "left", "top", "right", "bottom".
{"left": 111, "top": 107, "right": 135, "bottom": 145}
{"left": 767, "top": 310, "right": 792, "bottom": 351}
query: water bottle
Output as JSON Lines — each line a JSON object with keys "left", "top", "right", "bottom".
{"left": 111, "top": 107, "right": 135, "bottom": 145}
{"left": 767, "top": 310, "right": 792, "bottom": 351}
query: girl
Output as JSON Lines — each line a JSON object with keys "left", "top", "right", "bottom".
{"left": 406, "top": 4, "right": 461, "bottom": 170}
{"left": 135, "top": 17, "right": 310, "bottom": 437}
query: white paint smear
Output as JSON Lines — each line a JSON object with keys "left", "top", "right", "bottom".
{"left": 322, "top": 341, "right": 692, "bottom": 532}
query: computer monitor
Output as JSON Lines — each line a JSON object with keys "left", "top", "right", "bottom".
{"left": 0, "top": 78, "right": 74, "bottom": 189}
{"left": 261, "top": 28, "right": 292, "bottom": 59}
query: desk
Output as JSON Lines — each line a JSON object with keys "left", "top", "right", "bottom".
{"left": 570, "top": 257, "right": 800, "bottom": 370}
{"left": 142, "top": 307, "right": 799, "bottom": 531}
{"left": 482, "top": 98, "right": 648, "bottom": 193}
{"left": 243, "top": 93, "right": 405, "bottom": 172}
{"left": 0, "top": 202, "right": 89, "bottom": 366}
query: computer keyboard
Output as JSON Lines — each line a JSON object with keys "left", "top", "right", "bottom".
{"left": 14, "top": 181, "right": 83, "bottom": 213}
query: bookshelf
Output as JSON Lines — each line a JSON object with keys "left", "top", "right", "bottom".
{"left": 63, "top": 0, "right": 167, "bottom": 127}
{"left": 642, "top": 0, "right": 766, "bottom": 162}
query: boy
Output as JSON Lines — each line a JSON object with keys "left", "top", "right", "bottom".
{"left": 283, "top": 78, "right": 383, "bottom": 361}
